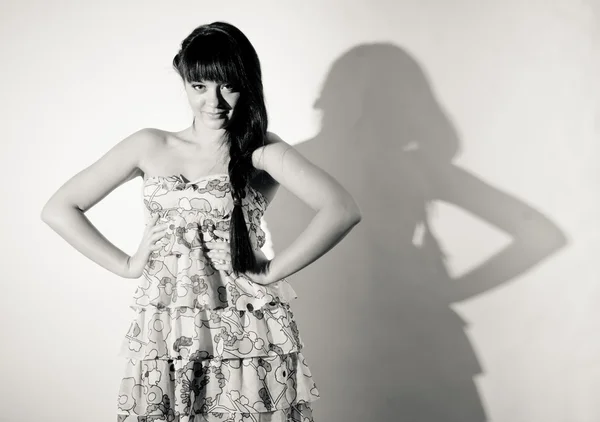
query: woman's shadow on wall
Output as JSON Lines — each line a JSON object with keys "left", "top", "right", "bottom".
{"left": 266, "top": 43, "right": 568, "bottom": 422}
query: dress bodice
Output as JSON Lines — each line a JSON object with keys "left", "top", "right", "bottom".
{"left": 130, "top": 173, "right": 297, "bottom": 313}
{"left": 142, "top": 173, "right": 267, "bottom": 254}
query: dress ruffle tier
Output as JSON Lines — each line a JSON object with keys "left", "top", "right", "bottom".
{"left": 116, "top": 297, "right": 319, "bottom": 422}
{"left": 116, "top": 174, "right": 320, "bottom": 422}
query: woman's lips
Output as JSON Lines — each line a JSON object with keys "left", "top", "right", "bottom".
{"left": 204, "top": 111, "right": 226, "bottom": 118}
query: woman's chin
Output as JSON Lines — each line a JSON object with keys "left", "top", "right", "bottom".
{"left": 200, "top": 117, "right": 227, "bottom": 130}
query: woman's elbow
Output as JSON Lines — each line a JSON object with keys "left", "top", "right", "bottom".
{"left": 40, "top": 203, "right": 58, "bottom": 224}
{"left": 40, "top": 200, "right": 74, "bottom": 224}
{"left": 41, "top": 200, "right": 53, "bottom": 221}
{"left": 333, "top": 197, "right": 362, "bottom": 226}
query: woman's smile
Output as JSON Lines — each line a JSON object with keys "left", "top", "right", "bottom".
{"left": 204, "top": 111, "right": 226, "bottom": 119}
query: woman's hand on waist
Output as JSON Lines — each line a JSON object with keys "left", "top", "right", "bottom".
{"left": 205, "top": 229, "right": 275, "bottom": 285}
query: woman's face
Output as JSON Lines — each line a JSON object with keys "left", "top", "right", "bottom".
{"left": 184, "top": 79, "right": 241, "bottom": 130}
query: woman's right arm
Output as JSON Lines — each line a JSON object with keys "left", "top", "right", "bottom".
{"left": 40, "top": 128, "right": 158, "bottom": 278}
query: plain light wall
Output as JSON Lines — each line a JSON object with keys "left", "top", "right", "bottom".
{"left": 1, "top": 0, "right": 598, "bottom": 421}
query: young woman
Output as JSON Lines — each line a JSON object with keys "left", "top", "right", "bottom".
{"left": 41, "top": 21, "right": 361, "bottom": 422}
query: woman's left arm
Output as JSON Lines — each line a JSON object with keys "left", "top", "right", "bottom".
{"left": 251, "top": 134, "right": 362, "bottom": 284}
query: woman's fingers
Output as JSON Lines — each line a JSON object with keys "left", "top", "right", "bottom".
{"left": 204, "top": 230, "right": 232, "bottom": 270}
{"left": 207, "top": 250, "right": 231, "bottom": 260}
{"left": 149, "top": 230, "right": 168, "bottom": 243}
{"left": 212, "top": 259, "right": 233, "bottom": 271}
{"left": 205, "top": 238, "right": 232, "bottom": 269}
{"left": 204, "top": 241, "right": 230, "bottom": 252}
{"left": 149, "top": 223, "right": 169, "bottom": 234}
{"left": 213, "top": 229, "right": 230, "bottom": 241}
{"left": 208, "top": 250, "right": 228, "bottom": 267}
{"left": 145, "top": 214, "right": 160, "bottom": 228}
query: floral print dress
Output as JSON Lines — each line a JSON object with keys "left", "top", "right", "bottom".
{"left": 116, "top": 174, "right": 320, "bottom": 422}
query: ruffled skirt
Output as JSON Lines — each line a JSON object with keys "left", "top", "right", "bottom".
{"left": 116, "top": 262, "right": 320, "bottom": 422}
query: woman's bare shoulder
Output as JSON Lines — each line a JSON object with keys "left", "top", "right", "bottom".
{"left": 251, "top": 131, "right": 287, "bottom": 173}
{"left": 41, "top": 128, "right": 167, "bottom": 214}
{"left": 134, "top": 127, "right": 168, "bottom": 147}
{"left": 251, "top": 132, "right": 286, "bottom": 167}
{"left": 119, "top": 127, "right": 166, "bottom": 154}
{"left": 130, "top": 128, "right": 170, "bottom": 174}
{"left": 249, "top": 132, "right": 287, "bottom": 202}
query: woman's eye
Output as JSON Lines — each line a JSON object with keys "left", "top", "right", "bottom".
{"left": 222, "top": 84, "right": 235, "bottom": 91}
{"left": 192, "top": 84, "right": 205, "bottom": 90}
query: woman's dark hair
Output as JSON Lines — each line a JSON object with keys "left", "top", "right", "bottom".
{"left": 172, "top": 21, "right": 267, "bottom": 274}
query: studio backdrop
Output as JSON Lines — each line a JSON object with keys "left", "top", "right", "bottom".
{"left": 2, "top": 1, "right": 598, "bottom": 421}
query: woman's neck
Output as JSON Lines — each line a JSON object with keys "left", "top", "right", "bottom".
{"left": 181, "top": 119, "right": 227, "bottom": 150}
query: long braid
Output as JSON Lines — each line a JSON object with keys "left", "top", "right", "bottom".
{"left": 227, "top": 135, "right": 257, "bottom": 273}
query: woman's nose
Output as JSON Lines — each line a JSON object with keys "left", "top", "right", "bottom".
{"left": 206, "top": 88, "right": 220, "bottom": 108}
